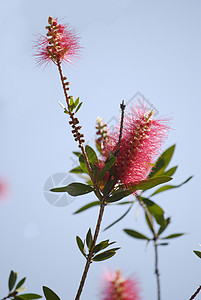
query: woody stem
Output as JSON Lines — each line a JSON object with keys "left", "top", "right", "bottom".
{"left": 75, "top": 201, "right": 106, "bottom": 300}
{"left": 57, "top": 62, "right": 102, "bottom": 200}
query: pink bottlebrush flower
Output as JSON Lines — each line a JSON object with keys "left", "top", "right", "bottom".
{"left": 100, "top": 269, "right": 141, "bottom": 300}
{"left": 101, "top": 102, "right": 169, "bottom": 185}
{"left": 33, "top": 16, "right": 81, "bottom": 67}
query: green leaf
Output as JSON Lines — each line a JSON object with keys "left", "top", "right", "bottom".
{"left": 79, "top": 154, "right": 89, "bottom": 174}
{"left": 158, "top": 243, "right": 169, "bottom": 246}
{"left": 73, "top": 201, "right": 100, "bottom": 214}
{"left": 66, "top": 183, "right": 93, "bottom": 196}
{"left": 92, "top": 250, "right": 116, "bottom": 261}
{"left": 144, "top": 211, "right": 154, "bottom": 234}
{"left": 150, "top": 176, "right": 193, "bottom": 196}
{"left": 50, "top": 186, "right": 68, "bottom": 192}
{"left": 76, "top": 236, "right": 86, "bottom": 257}
{"left": 90, "top": 163, "right": 99, "bottom": 179}
{"left": 15, "top": 277, "right": 26, "bottom": 290}
{"left": 140, "top": 197, "right": 165, "bottom": 225}
{"left": 73, "top": 151, "right": 81, "bottom": 157}
{"left": 107, "top": 190, "right": 131, "bottom": 203}
{"left": 74, "top": 97, "right": 79, "bottom": 108}
{"left": 85, "top": 145, "right": 98, "bottom": 163}
{"left": 92, "top": 240, "right": 110, "bottom": 254}
{"left": 149, "top": 145, "right": 176, "bottom": 178}
{"left": 194, "top": 250, "right": 201, "bottom": 259}
{"left": 117, "top": 201, "right": 133, "bottom": 205}
{"left": 86, "top": 228, "right": 93, "bottom": 250}
{"left": 103, "top": 178, "right": 117, "bottom": 195}
{"left": 158, "top": 217, "right": 171, "bottom": 236}
{"left": 129, "top": 176, "right": 172, "bottom": 192}
{"left": 124, "top": 229, "right": 150, "bottom": 240}
{"left": 70, "top": 97, "right": 74, "bottom": 106}
{"left": 97, "top": 157, "right": 117, "bottom": 182}
{"left": 18, "top": 294, "right": 42, "bottom": 299}
{"left": 43, "top": 286, "right": 61, "bottom": 300}
{"left": 161, "top": 233, "right": 184, "bottom": 239}
{"left": 163, "top": 166, "right": 178, "bottom": 176}
{"left": 75, "top": 102, "right": 83, "bottom": 113}
{"left": 69, "top": 166, "right": 84, "bottom": 174}
{"left": 9, "top": 270, "right": 17, "bottom": 292}
{"left": 14, "top": 297, "right": 26, "bottom": 300}
{"left": 69, "top": 97, "right": 75, "bottom": 112}
{"left": 104, "top": 203, "right": 133, "bottom": 231}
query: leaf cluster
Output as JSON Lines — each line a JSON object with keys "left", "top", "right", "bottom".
{"left": 2, "top": 270, "right": 42, "bottom": 300}
{"left": 76, "top": 228, "right": 120, "bottom": 262}
{"left": 62, "top": 97, "right": 82, "bottom": 115}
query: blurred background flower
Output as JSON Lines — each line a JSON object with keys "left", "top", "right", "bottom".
{"left": 100, "top": 269, "right": 141, "bottom": 300}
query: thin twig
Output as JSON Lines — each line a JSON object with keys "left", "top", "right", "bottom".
{"left": 115, "top": 100, "right": 126, "bottom": 156}
{"left": 57, "top": 62, "right": 102, "bottom": 200}
{"left": 75, "top": 201, "right": 106, "bottom": 300}
{"left": 139, "top": 199, "right": 161, "bottom": 300}
{"left": 154, "top": 239, "right": 161, "bottom": 300}
{"left": 189, "top": 285, "right": 201, "bottom": 300}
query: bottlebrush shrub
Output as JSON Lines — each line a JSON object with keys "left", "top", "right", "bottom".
{"left": 33, "top": 16, "right": 193, "bottom": 300}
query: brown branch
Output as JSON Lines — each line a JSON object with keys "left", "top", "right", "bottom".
{"left": 57, "top": 62, "right": 102, "bottom": 200}
{"left": 75, "top": 201, "right": 106, "bottom": 300}
{"left": 154, "top": 239, "right": 161, "bottom": 300}
{"left": 139, "top": 199, "right": 161, "bottom": 300}
{"left": 189, "top": 286, "right": 201, "bottom": 300}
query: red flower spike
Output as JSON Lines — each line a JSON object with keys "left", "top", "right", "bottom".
{"left": 33, "top": 16, "right": 81, "bottom": 67}
{"left": 100, "top": 270, "right": 141, "bottom": 300}
{"left": 102, "top": 102, "right": 170, "bottom": 185}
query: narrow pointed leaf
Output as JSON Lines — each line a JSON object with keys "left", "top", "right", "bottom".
{"left": 117, "top": 201, "right": 133, "bottom": 205}
{"left": 150, "top": 176, "right": 193, "bottom": 196}
{"left": 158, "top": 217, "right": 171, "bottom": 236}
{"left": 107, "top": 190, "right": 131, "bottom": 203}
{"left": 158, "top": 243, "right": 169, "bottom": 246}
{"left": 85, "top": 145, "right": 98, "bottom": 163}
{"left": 69, "top": 166, "right": 84, "bottom": 174}
{"left": 92, "top": 240, "right": 110, "bottom": 254}
{"left": 50, "top": 186, "right": 68, "bottom": 192}
{"left": 18, "top": 294, "right": 42, "bottom": 299}
{"left": 124, "top": 229, "right": 150, "bottom": 240}
{"left": 15, "top": 277, "right": 26, "bottom": 290}
{"left": 92, "top": 250, "right": 116, "bottom": 261}
{"left": 144, "top": 211, "right": 154, "bottom": 234}
{"left": 43, "top": 286, "right": 61, "bottom": 300}
{"left": 161, "top": 233, "right": 184, "bottom": 239}
{"left": 104, "top": 203, "right": 133, "bottom": 231}
{"left": 73, "top": 151, "right": 81, "bottom": 157}
{"left": 73, "top": 201, "right": 100, "bottom": 214}
{"left": 9, "top": 270, "right": 17, "bottom": 291}
{"left": 76, "top": 236, "right": 86, "bottom": 257}
{"left": 79, "top": 154, "right": 89, "bottom": 174}
{"left": 163, "top": 166, "right": 178, "bottom": 176}
{"left": 149, "top": 145, "right": 176, "bottom": 178}
{"left": 86, "top": 228, "right": 93, "bottom": 250}
{"left": 129, "top": 176, "right": 172, "bottom": 192}
{"left": 140, "top": 197, "right": 164, "bottom": 225}
{"left": 97, "top": 157, "right": 117, "bottom": 182}
{"left": 74, "top": 97, "right": 79, "bottom": 108}
{"left": 103, "top": 177, "right": 117, "bottom": 195}
{"left": 75, "top": 102, "right": 83, "bottom": 113}
{"left": 194, "top": 251, "right": 201, "bottom": 259}
{"left": 66, "top": 183, "right": 93, "bottom": 196}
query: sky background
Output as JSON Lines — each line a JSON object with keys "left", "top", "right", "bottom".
{"left": 1, "top": 0, "right": 201, "bottom": 299}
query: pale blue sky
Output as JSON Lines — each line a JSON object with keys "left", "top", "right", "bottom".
{"left": 1, "top": 1, "right": 201, "bottom": 299}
